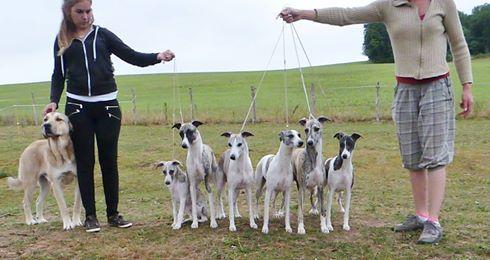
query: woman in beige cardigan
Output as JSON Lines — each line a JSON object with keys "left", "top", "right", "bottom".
{"left": 279, "top": 0, "right": 473, "bottom": 244}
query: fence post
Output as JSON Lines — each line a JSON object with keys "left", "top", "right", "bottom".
{"left": 251, "top": 86, "right": 257, "bottom": 123}
{"left": 30, "top": 93, "right": 38, "bottom": 126}
{"left": 375, "top": 82, "right": 381, "bottom": 122}
{"left": 310, "top": 83, "right": 316, "bottom": 116}
{"left": 163, "top": 102, "right": 168, "bottom": 123}
{"left": 131, "top": 89, "right": 137, "bottom": 125}
{"left": 189, "top": 88, "right": 195, "bottom": 120}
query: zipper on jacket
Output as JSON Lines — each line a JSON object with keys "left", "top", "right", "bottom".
{"left": 81, "top": 42, "right": 92, "bottom": 96}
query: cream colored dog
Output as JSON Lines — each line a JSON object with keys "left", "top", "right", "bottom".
{"left": 7, "top": 112, "right": 82, "bottom": 230}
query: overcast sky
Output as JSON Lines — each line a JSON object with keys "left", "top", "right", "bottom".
{"left": 0, "top": 0, "right": 486, "bottom": 85}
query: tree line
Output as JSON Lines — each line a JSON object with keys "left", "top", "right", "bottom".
{"left": 363, "top": 3, "right": 490, "bottom": 63}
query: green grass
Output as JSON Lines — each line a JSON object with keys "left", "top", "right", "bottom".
{"left": 0, "top": 121, "right": 489, "bottom": 258}
{"left": 1, "top": 58, "right": 489, "bottom": 125}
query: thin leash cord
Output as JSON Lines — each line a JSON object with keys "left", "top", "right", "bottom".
{"left": 283, "top": 22, "right": 289, "bottom": 128}
{"left": 240, "top": 24, "right": 285, "bottom": 133}
{"left": 290, "top": 24, "right": 315, "bottom": 120}
{"left": 171, "top": 59, "right": 177, "bottom": 158}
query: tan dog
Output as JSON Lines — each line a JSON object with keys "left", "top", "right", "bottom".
{"left": 7, "top": 112, "right": 82, "bottom": 230}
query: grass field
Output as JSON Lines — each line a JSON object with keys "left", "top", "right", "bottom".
{"left": 0, "top": 120, "right": 488, "bottom": 258}
{"left": 1, "top": 58, "right": 489, "bottom": 125}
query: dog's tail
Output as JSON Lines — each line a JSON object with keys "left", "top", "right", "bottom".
{"left": 7, "top": 177, "right": 23, "bottom": 190}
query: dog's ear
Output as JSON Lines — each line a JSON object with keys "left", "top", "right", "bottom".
{"left": 241, "top": 131, "right": 254, "bottom": 138}
{"left": 278, "top": 131, "right": 285, "bottom": 141}
{"left": 191, "top": 120, "right": 204, "bottom": 128}
{"left": 318, "top": 116, "right": 331, "bottom": 125}
{"left": 171, "top": 160, "right": 182, "bottom": 166}
{"left": 171, "top": 123, "right": 182, "bottom": 130}
{"left": 154, "top": 161, "right": 165, "bottom": 169}
{"left": 351, "top": 133, "right": 362, "bottom": 142}
{"left": 298, "top": 118, "right": 308, "bottom": 126}
{"left": 333, "top": 132, "right": 344, "bottom": 140}
{"left": 221, "top": 132, "right": 232, "bottom": 138}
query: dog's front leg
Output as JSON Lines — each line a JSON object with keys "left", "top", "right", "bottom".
{"left": 170, "top": 196, "right": 177, "bottom": 229}
{"left": 326, "top": 188, "right": 334, "bottom": 231}
{"left": 189, "top": 181, "right": 199, "bottom": 228}
{"left": 318, "top": 186, "right": 328, "bottom": 233}
{"left": 297, "top": 187, "right": 306, "bottom": 234}
{"left": 50, "top": 180, "right": 74, "bottom": 230}
{"left": 175, "top": 197, "right": 186, "bottom": 230}
{"left": 228, "top": 187, "right": 236, "bottom": 231}
{"left": 208, "top": 190, "right": 218, "bottom": 228}
{"left": 246, "top": 186, "right": 258, "bottom": 229}
{"left": 284, "top": 189, "right": 293, "bottom": 233}
{"left": 343, "top": 189, "right": 352, "bottom": 231}
{"left": 262, "top": 189, "right": 273, "bottom": 234}
{"left": 72, "top": 182, "right": 83, "bottom": 226}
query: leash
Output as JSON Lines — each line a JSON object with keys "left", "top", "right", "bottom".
{"left": 239, "top": 24, "right": 285, "bottom": 133}
{"left": 171, "top": 59, "right": 184, "bottom": 158}
{"left": 282, "top": 23, "right": 289, "bottom": 128}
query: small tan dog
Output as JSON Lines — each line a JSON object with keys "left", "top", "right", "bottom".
{"left": 7, "top": 112, "right": 82, "bottom": 230}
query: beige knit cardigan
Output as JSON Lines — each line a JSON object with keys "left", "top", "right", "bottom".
{"left": 316, "top": 0, "right": 473, "bottom": 84}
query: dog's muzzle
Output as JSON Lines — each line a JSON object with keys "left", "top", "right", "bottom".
{"left": 42, "top": 124, "right": 55, "bottom": 138}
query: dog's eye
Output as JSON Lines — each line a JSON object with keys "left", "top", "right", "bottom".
{"left": 169, "top": 170, "right": 174, "bottom": 175}
{"left": 298, "top": 134, "right": 301, "bottom": 138}
{"left": 304, "top": 129, "right": 309, "bottom": 133}
{"left": 162, "top": 170, "right": 167, "bottom": 174}
{"left": 56, "top": 117, "right": 63, "bottom": 122}
{"left": 237, "top": 143, "right": 242, "bottom": 147}
{"left": 288, "top": 134, "right": 294, "bottom": 138}
{"left": 43, "top": 118, "right": 48, "bottom": 122}
{"left": 228, "top": 143, "right": 232, "bottom": 147}
{"left": 314, "top": 127, "right": 320, "bottom": 132}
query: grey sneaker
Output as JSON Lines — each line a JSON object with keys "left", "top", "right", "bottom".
{"left": 394, "top": 215, "right": 425, "bottom": 232}
{"left": 108, "top": 214, "right": 133, "bottom": 228}
{"left": 84, "top": 215, "right": 101, "bottom": 233}
{"left": 417, "top": 221, "right": 443, "bottom": 244}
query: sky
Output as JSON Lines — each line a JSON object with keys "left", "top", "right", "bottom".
{"left": 0, "top": 0, "right": 486, "bottom": 85}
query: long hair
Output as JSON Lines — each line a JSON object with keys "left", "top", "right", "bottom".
{"left": 57, "top": 0, "right": 93, "bottom": 56}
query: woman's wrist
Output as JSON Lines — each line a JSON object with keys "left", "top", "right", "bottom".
{"left": 463, "top": 83, "right": 472, "bottom": 91}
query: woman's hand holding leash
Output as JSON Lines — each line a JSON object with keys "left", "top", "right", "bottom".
{"left": 158, "top": 50, "right": 175, "bottom": 63}
{"left": 278, "top": 7, "right": 317, "bottom": 23}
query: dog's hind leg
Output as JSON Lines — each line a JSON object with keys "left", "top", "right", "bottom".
{"left": 23, "top": 183, "right": 37, "bottom": 225}
{"left": 233, "top": 191, "right": 241, "bottom": 218}
{"left": 343, "top": 189, "right": 352, "bottom": 231}
{"left": 72, "top": 181, "right": 83, "bottom": 226}
{"left": 246, "top": 186, "right": 257, "bottom": 229}
{"left": 297, "top": 187, "right": 306, "bottom": 234}
{"left": 50, "top": 178, "right": 74, "bottom": 230}
{"left": 254, "top": 175, "right": 265, "bottom": 219}
{"left": 318, "top": 186, "right": 328, "bottom": 233}
{"left": 284, "top": 189, "right": 292, "bottom": 233}
{"left": 337, "top": 192, "right": 345, "bottom": 213}
{"left": 216, "top": 169, "right": 226, "bottom": 219}
{"left": 35, "top": 175, "right": 49, "bottom": 223}
{"left": 309, "top": 187, "right": 320, "bottom": 215}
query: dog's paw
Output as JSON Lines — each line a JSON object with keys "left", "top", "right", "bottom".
{"left": 273, "top": 211, "right": 284, "bottom": 219}
{"left": 262, "top": 226, "right": 269, "bottom": 234}
{"left": 285, "top": 226, "right": 293, "bottom": 233}
{"left": 26, "top": 219, "right": 37, "bottom": 225}
{"left": 63, "top": 220, "right": 75, "bottom": 230}
{"left": 297, "top": 224, "right": 306, "bottom": 235}
{"left": 173, "top": 223, "right": 182, "bottom": 230}
{"left": 72, "top": 217, "right": 82, "bottom": 227}
{"left": 327, "top": 224, "right": 334, "bottom": 231}
{"left": 343, "top": 224, "right": 350, "bottom": 231}
{"left": 235, "top": 212, "right": 242, "bottom": 218}
{"left": 191, "top": 221, "right": 199, "bottom": 229}
{"left": 321, "top": 225, "right": 330, "bottom": 234}
{"left": 309, "top": 208, "right": 320, "bottom": 215}
{"left": 210, "top": 220, "right": 218, "bottom": 229}
{"left": 37, "top": 217, "right": 48, "bottom": 224}
{"left": 250, "top": 222, "right": 258, "bottom": 229}
{"left": 229, "top": 225, "right": 237, "bottom": 232}
{"left": 216, "top": 213, "right": 226, "bottom": 220}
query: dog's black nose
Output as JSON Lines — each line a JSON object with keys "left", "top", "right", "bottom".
{"left": 181, "top": 144, "right": 188, "bottom": 149}
{"left": 165, "top": 181, "right": 171, "bottom": 185}
{"left": 307, "top": 140, "right": 314, "bottom": 146}
{"left": 230, "top": 155, "right": 236, "bottom": 160}
{"left": 342, "top": 154, "right": 348, "bottom": 159}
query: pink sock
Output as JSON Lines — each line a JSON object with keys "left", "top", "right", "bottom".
{"left": 428, "top": 216, "right": 439, "bottom": 223}
{"left": 416, "top": 211, "right": 429, "bottom": 221}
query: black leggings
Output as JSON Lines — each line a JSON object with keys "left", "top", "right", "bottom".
{"left": 65, "top": 97, "right": 122, "bottom": 218}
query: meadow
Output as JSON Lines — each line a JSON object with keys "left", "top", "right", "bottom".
{"left": 0, "top": 59, "right": 489, "bottom": 258}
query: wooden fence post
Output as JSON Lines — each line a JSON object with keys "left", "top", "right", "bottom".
{"left": 131, "top": 89, "right": 137, "bottom": 125}
{"left": 375, "top": 82, "right": 381, "bottom": 122}
{"left": 189, "top": 88, "right": 195, "bottom": 120}
{"left": 163, "top": 102, "right": 168, "bottom": 123}
{"left": 251, "top": 86, "right": 257, "bottom": 123}
{"left": 31, "top": 93, "right": 38, "bottom": 126}
{"left": 310, "top": 83, "right": 317, "bottom": 116}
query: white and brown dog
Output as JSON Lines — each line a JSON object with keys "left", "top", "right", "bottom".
{"left": 324, "top": 132, "right": 362, "bottom": 232}
{"left": 7, "top": 112, "right": 82, "bottom": 230}
{"left": 155, "top": 160, "right": 208, "bottom": 229}
{"left": 255, "top": 130, "right": 303, "bottom": 234}
{"left": 292, "top": 116, "right": 330, "bottom": 234}
{"left": 219, "top": 131, "right": 258, "bottom": 231}
{"left": 172, "top": 121, "right": 223, "bottom": 229}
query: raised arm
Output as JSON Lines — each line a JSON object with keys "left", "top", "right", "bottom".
{"left": 46, "top": 38, "right": 65, "bottom": 114}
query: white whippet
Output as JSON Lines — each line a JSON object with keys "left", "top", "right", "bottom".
{"left": 255, "top": 130, "right": 303, "bottom": 234}
{"left": 172, "top": 121, "right": 224, "bottom": 229}
{"left": 155, "top": 160, "right": 208, "bottom": 229}
{"left": 324, "top": 132, "right": 362, "bottom": 232}
{"left": 219, "top": 131, "right": 258, "bottom": 231}
{"left": 292, "top": 116, "right": 330, "bottom": 234}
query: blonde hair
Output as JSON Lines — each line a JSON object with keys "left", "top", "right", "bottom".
{"left": 57, "top": 0, "right": 93, "bottom": 56}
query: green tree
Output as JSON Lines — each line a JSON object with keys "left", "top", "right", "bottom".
{"left": 468, "top": 3, "right": 490, "bottom": 54}
{"left": 362, "top": 23, "right": 393, "bottom": 63}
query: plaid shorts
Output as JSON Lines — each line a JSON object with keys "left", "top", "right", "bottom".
{"left": 392, "top": 77, "right": 455, "bottom": 170}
